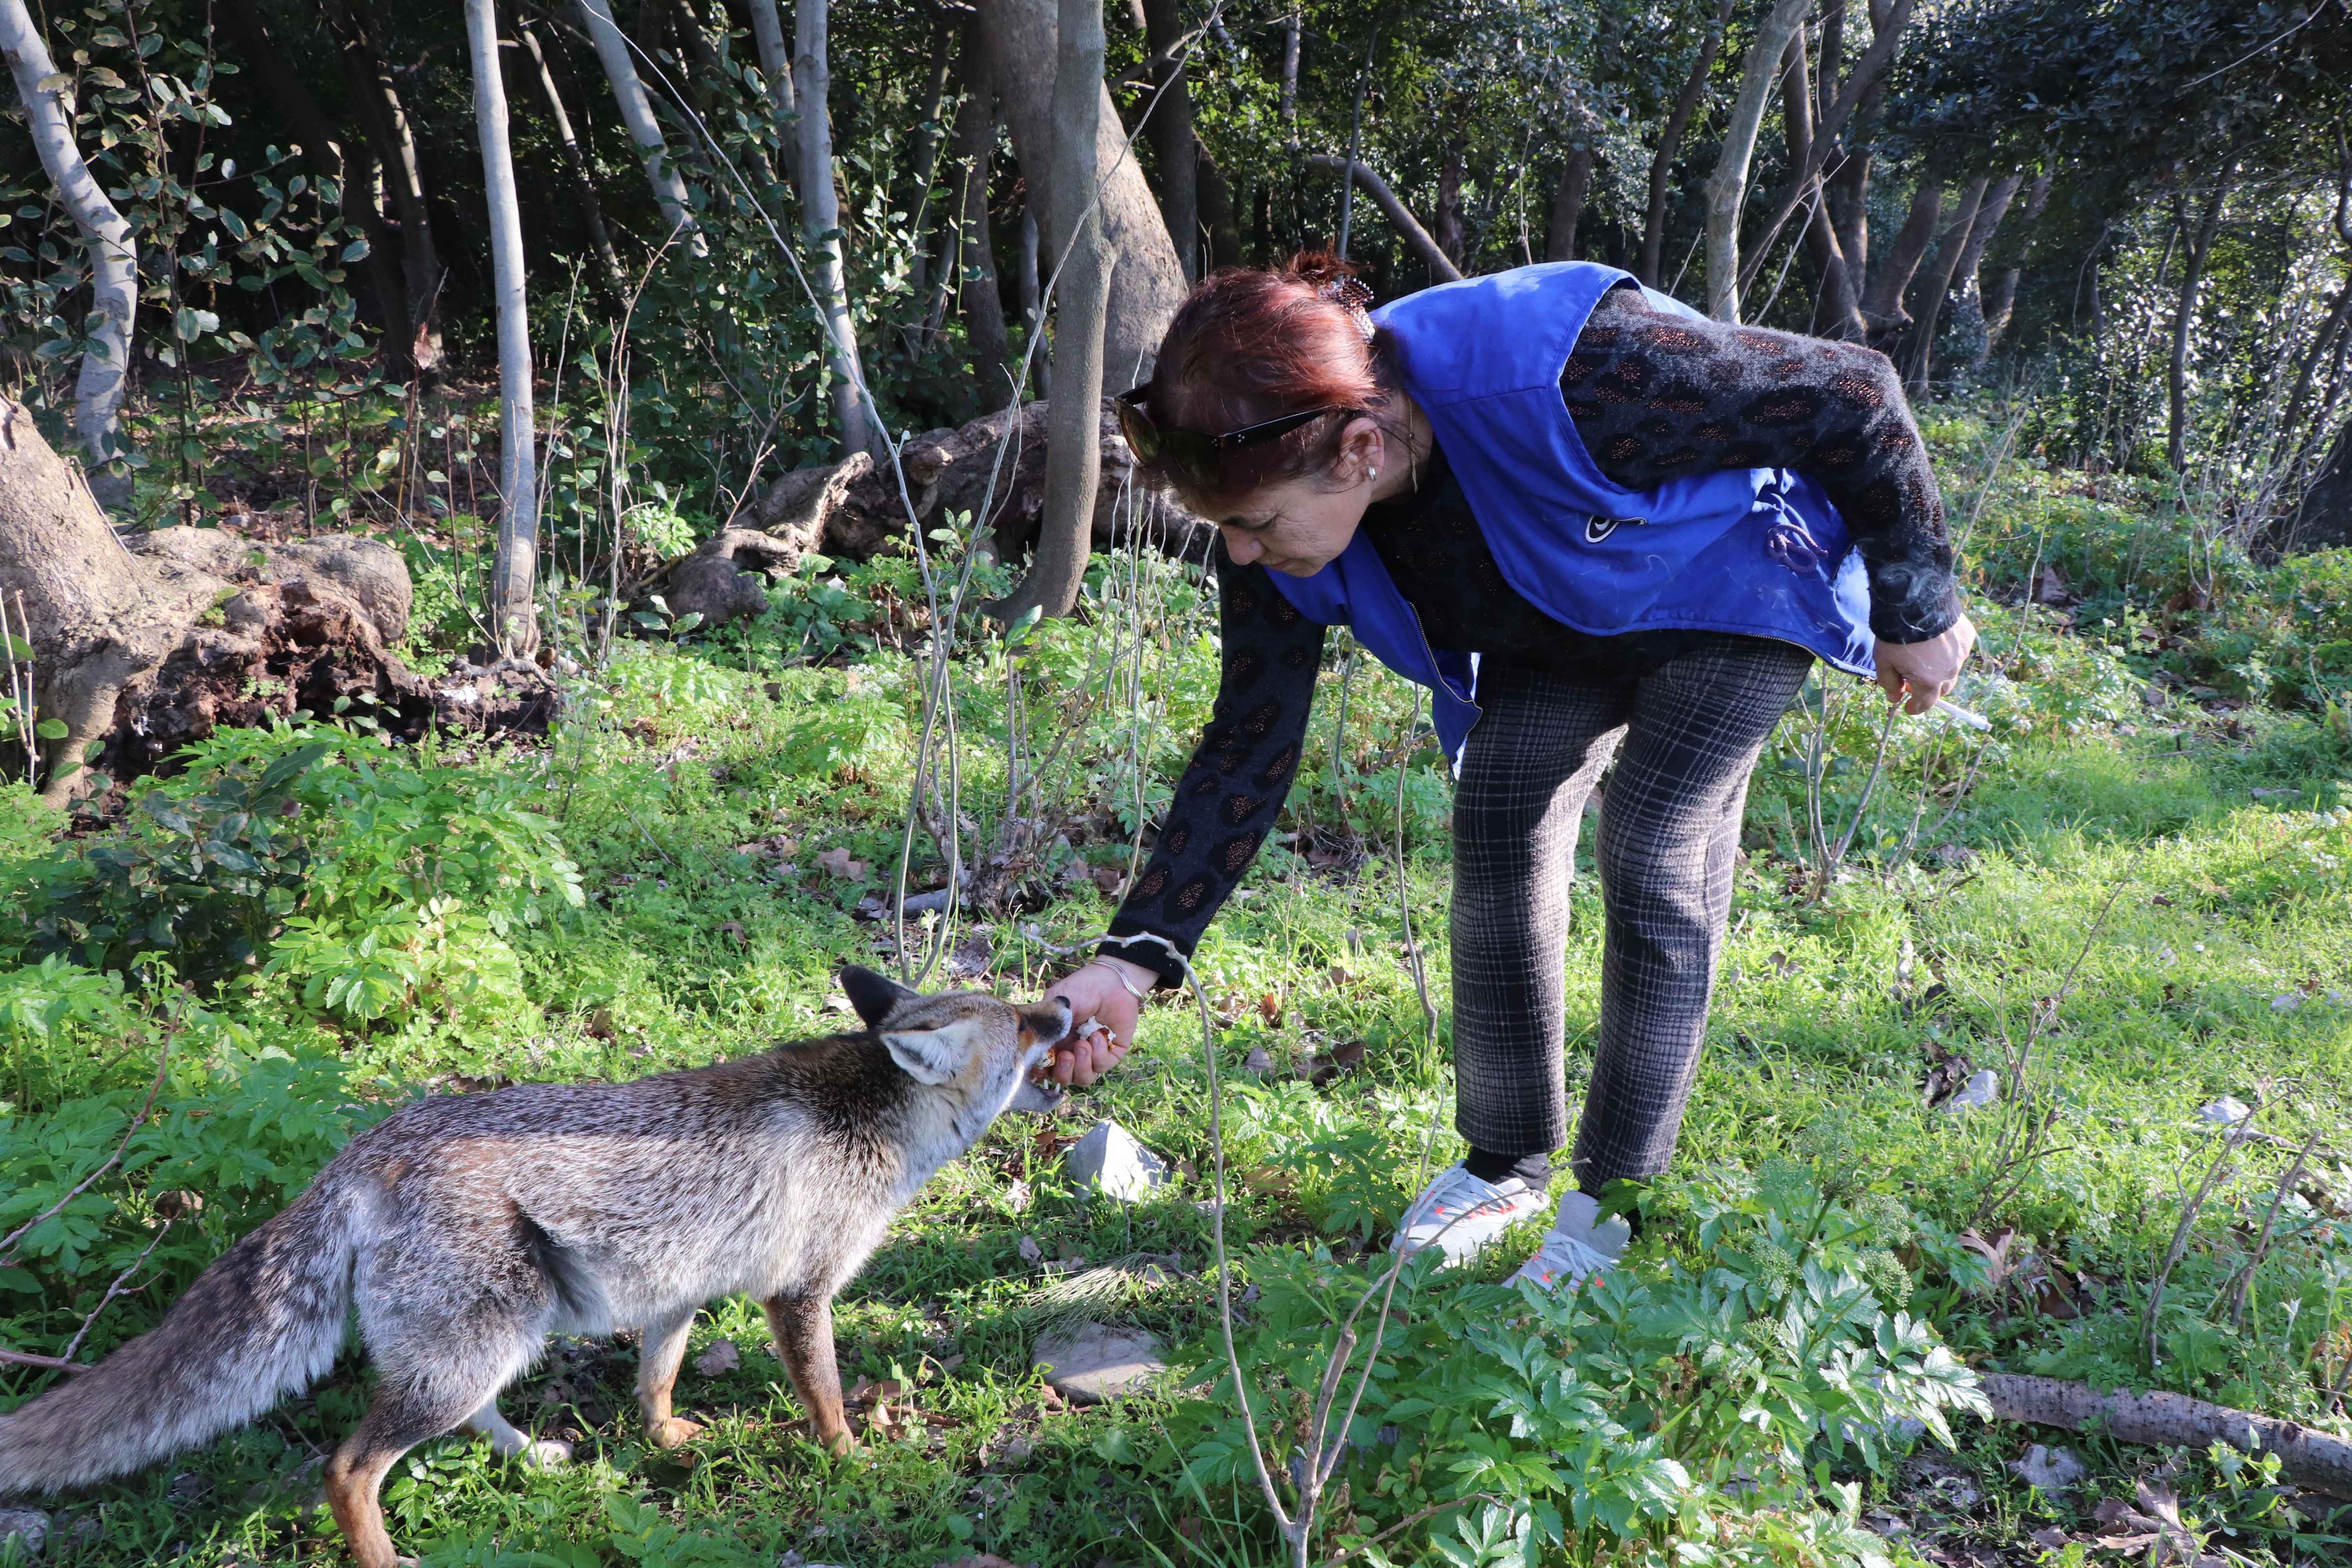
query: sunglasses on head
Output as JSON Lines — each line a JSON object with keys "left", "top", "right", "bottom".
{"left": 1114, "top": 387, "right": 1358, "bottom": 491}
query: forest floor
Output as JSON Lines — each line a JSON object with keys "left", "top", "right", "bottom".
{"left": 5, "top": 412, "right": 2352, "bottom": 1566}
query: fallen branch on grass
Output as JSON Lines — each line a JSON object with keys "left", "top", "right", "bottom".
{"left": 1983, "top": 1372, "right": 2352, "bottom": 1498}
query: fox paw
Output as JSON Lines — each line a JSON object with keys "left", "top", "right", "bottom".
{"left": 521, "top": 1437, "right": 573, "bottom": 1469}
{"left": 649, "top": 1416, "right": 705, "bottom": 1449}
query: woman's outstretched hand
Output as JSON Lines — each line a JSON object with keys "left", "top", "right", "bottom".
{"left": 1874, "top": 614, "right": 1978, "bottom": 714}
{"left": 1043, "top": 957, "right": 1156, "bottom": 1086}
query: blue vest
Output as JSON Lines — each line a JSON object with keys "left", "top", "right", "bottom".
{"left": 1263, "top": 262, "right": 1876, "bottom": 762}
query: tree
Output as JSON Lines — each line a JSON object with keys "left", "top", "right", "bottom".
{"left": 0, "top": 0, "right": 138, "bottom": 510}
{"left": 949, "top": 16, "right": 1013, "bottom": 392}
{"left": 998, "top": 0, "right": 1112, "bottom": 624}
{"left": 468, "top": 0, "right": 538, "bottom": 657}
{"left": 322, "top": 0, "right": 446, "bottom": 374}
{"left": 1139, "top": 0, "right": 1200, "bottom": 282}
{"left": 577, "top": 0, "right": 700, "bottom": 241}
{"left": 515, "top": 21, "right": 628, "bottom": 298}
{"left": 975, "top": 0, "right": 1185, "bottom": 385}
{"left": 1639, "top": 0, "right": 1733, "bottom": 287}
{"left": 1703, "top": 0, "right": 1813, "bottom": 321}
{"left": 795, "top": 0, "right": 882, "bottom": 459}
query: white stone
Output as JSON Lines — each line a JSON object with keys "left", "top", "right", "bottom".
{"left": 2198, "top": 1096, "right": 2254, "bottom": 1129}
{"left": 2011, "top": 1443, "right": 2087, "bottom": 1492}
{"left": 0, "top": 1509, "right": 48, "bottom": 1559}
{"left": 1066, "top": 1119, "right": 1170, "bottom": 1202}
{"left": 1032, "top": 1321, "right": 1168, "bottom": 1405}
{"left": 1942, "top": 1070, "right": 1999, "bottom": 1113}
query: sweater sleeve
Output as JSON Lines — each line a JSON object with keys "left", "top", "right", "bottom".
{"left": 1564, "top": 285, "right": 1963, "bottom": 644}
{"left": 1096, "top": 541, "right": 1327, "bottom": 987}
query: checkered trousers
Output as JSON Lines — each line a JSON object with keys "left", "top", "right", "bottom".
{"left": 1449, "top": 634, "right": 1815, "bottom": 1188}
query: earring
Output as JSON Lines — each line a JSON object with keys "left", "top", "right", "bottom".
{"left": 1368, "top": 467, "right": 1379, "bottom": 485}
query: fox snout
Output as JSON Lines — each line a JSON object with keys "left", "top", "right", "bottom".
{"left": 1010, "top": 998, "right": 1075, "bottom": 1113}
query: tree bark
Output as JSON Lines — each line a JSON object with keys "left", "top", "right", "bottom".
{"left": 1978, "top": 169, "right": 2050, "bottom": 358}
{"left": 950, "top": 16, "right": 1013, "bottom": 393}
{"left": 2276, "top": 274, "right": 2352, "bottom": 471}
{"left": 2169, "top": 162, "right": 2235, "bottom": 472}
{"left": 0, "top": 0, "right": 139, "bottom": 510}
{"left": 467, "top": 0, "right": 539, "bottom": 657}
{"left": 1900, "top": 174, "right": 1985, "bottom": 392}
{"left": 1279, "top": 11, "right": 1300, "bottom": 143}
{"left": 1639, "top": 0, "right": 1733, "bottom": 289}
{"left": 743, "top": 0, "right": 800, "bottom": 188}
{"left": 322, "top": 0, "right": 445, "bottom": 373}
{"left": 975, "top": 0, "right": 1187, "bottom": 385}
{"left": 577, "top": 0, "right": 700, "bottom": 241}
{"left": 1000, "top": 0, "right": 1111, "bottom": 624}
{"left": 795, "top": 0, "right": 880, "bottom": 459}
{"left": 1545, "top": 146, "right": 1595, "bottom": 263}
{"left": 1983, "top": 1373, "right": 2352, "bottom": 1499}
{"left": 1703, "top": 0, "right": 1814, "bottom": 321}
{"left": 1862, "top": 180, "right": 1941, "bottom": 347}
{"left": 1019, "top": 205, "right": 1048, "bottom": 397}
{"left": 1943, "top": 171, "right": 2022, "bottom": 358}
{"left": 1779, "top": 27, "right": 1866, "bottom": 340}
{"left": 1435, "top": 143, "right": 1468, "bottom": 268}
{"left": 1139, "top": 0, "right": 1199, "bottom": 282}
{"left": 904, "top": 16, "right": 959, "bottom": 301}
{"left": 1197, "top": 137, "right": 1241, "bottom": 271}
{"left": 1305, "top": 156, "right": 1463, "bottom": 282}
{"left": 517, "top": 23, "right": 628, "bottom": 297}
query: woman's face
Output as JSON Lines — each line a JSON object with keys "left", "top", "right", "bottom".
{"left": 1209, "top": 416, "right": 1385, "bottom": 577}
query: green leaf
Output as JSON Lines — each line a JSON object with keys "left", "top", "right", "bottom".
{"left": 35, "top": 717, "right": 68, "bottom": 740}
{"left": 341, "top": 237, "right": 370, "bottom": 262}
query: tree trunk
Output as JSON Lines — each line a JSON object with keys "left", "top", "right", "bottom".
{"left": 1779, "top": 28, "right": 1866, "bottom": 339}
{"left": 1139, "top": 0, "right": 1199, "bottom": 282}
{"left": 577, "top": 0, "right": 700, "bottom": 241}
{"left": 1546, "top": 146, "right": 1593, "bottom": 263}
{"left": 1435, "top": 143, "right": 1467, "bottom": 268}
{"left": 1639, "top": 0, "right": 1733, "bottom": 289}
{"left": 1197, "top": 137, "right": 1241, "bottom": 271}
{"left": 1862, "top": 180, "right": 1941, "bottom": 348}
{"left": 467, "top": 0, "right": 539, "bottom": 658}
{"left": 743, "top": 0, "right": 800, "bottom": 190}
{"left": 1019, "top": 205, "right": 1048, "bottom": 397}
{"left": 323, "top": 0, "right": 445, "bottom": 373}
{"left": 1978, "top": 169, "right": 2049, "bottom": 358}
{"left": 1942, "top": 171, "right": 2022, "bottom": 360}
{"left": 1703, "top": 0, "right": 1814, "bottom": 321}
{"left": 1900, "top": 174, "right": 1985, "bottom": 392}
{"left": 2290, "top": 417, "right": 2352, "bottom": 550}
{"left": 1305, "top": 156, "right": 1463, "bottom": 282}
{"left": 517, "top": 23, "right": 628, "bottom": 297}
{"left": 0, "top": 0, "right": 139, "bottom": 510}
{"left": 975, "top": 0, "right": 1187, "bottom": 385}
{"left": 1983, "top": 1373, "right": 2352, "bottom": 1499}
{"left": 2275, "top": 273, "right": 2352, "bottom": 471}
{"left": 1000, "top": 0, "right": 1111, "bottom": 624}
{"left": 795, "top": 0, "right": 881, "bottom": 459}
{"left": 905, "top": 16, "right": 959, "bottom": 301}
{"left": 2169, "top": 163, "right": 2235, "bottom": 473}
{"left": 1279, "top": 12, "right": 1300, "bottom": 143}
{"left": 950, "top": 16, "right": 1013, "bottom": 393}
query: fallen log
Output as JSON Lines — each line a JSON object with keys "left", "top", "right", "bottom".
{"left": 1982, "top": 1371, "right": 2352, "bottom": 1498}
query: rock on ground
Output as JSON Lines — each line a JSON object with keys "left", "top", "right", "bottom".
{"left": 1066, "top": 1119, "right": 1170, "bottom": 1202}
{"left": 0, "top": 1508, "right": 49, "bottom": 1558}
{"left": 2011, "top": 1443, "right": 2087, "bottom": 1492}
{"left": 1032, "top": 1322, "right": 1168, "bottom": 1406}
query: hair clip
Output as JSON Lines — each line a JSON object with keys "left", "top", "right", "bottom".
{"left": 1318, "top": 276, "right": 1376, "bottom": 341}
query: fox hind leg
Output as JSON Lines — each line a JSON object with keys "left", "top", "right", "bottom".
{"left": 764, "top": 1292, "right": 851, "bottom": 1456}
{"left": 465, "top": 1399, "right": 572, "bottom": 1468}
{"left": 636, "top": 1308, "right": 704, "bottom": 1449}
{"left": 327, "top": 1367, "right": 519, "bottom": 1568}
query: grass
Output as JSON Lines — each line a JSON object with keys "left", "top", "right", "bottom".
{"left": 5, "top": 426, "right": 2352, "bottom": 1566}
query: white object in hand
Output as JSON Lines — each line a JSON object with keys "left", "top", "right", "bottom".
{"left": 1933, "top": 699, "right": 1991, "bottom": 731}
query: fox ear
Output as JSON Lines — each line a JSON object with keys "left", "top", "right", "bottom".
{"left": 882, "top": 1017, "right": 986, "bottom": 1085}
{"left": 840, "top": 965, "right": 920, "bottom": 1028}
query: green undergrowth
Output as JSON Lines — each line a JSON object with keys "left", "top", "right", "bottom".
{"left": 3, "top": 422, "right": 2352, "bottom": 1565}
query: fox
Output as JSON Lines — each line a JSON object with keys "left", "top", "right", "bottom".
{"left": 0, "top": 967, "right": 1073, "bottom": 1568}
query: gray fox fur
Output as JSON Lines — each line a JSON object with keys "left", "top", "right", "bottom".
{"left": 0, "top": 967, "right": 1072, "bottom": 1568}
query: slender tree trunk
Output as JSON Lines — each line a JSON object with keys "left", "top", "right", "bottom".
{"left": 951, "top": 16, "right": 1013, "bottom": 392}
{"left": 0, "top": 0, "right": 138, "bottom": 509}
{"left": 744, "top": 0, "right": 800, "bottom": 192}
{"left": 343, "top": 146, "right": 416, "bottom": 363}
{"left": 467, "top": 0, "right": 539, "bottom": 657}
{"left": 1943, "top": 171, "right": 2022, "bottom": 354}
{"left": 1019, "top": 203, "right": 1048, "bottom": 397}
{"left": 2276, "top": 273, "right": 2352, "bottom": 470}
{"left": 517, "top": 23, "right": 628, "bottom": 296}
{"left": 1001, "top": 0, "right": 1111, "bottom": 624}
{"left": 1979, "top": 169, "right": 2051, "bottom": 358}
{"left": 1280, "top": 11, "right": 1300, "bottom": 143}
{"left": 2169, "top": 162, "right": 2235, "bottom": 473}
{"left": 1639, "top": 0, "right": 1733, "bottom": 289}
{"left": 577, "top": 0, "right": 700, "bottom": 240}
{"left": 1900, "top": 173, "right": 1985, "bottom": 393}
{"left": 1780, "top": 31, "right": 1866, "bottom": 340}
{"left": 1862, "top": 180, "right": 1941, "bottom": 346}
{"left": 1139, "top": 0, "right": 1199, "bottom": 282}
{"left": 795, "top": 0, "right": 880, "bottom": 457}
{"left": 1434, "top": 142, "right": 1468, "bottom": 268}
{"left": 324, "top": 0, "right": 445, "bottom": 373}
{"left": 1305, "top": 157, "right": 1462, "bottom": 282}
{"left": 1198, "top": 137, "right": 1241, "bottom": 270}
{"left": 1703, "top": 0, "right": 1813, "bottom": 321}
{"left": 1546, "top": 145, "right": 1593, "bottom": 263}
{"left": 905, "top": 17, "right": 958, "bottom": 300}
{"left": 975, "top": 0, "right": 1187, "bottom": 383}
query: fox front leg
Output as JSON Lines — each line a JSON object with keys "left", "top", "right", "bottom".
{"left": 635, "top": 1309, "right": 706, "bottom": 1449}
{"left": 763, "top": 1291, "right": 852, "bottom": 1455}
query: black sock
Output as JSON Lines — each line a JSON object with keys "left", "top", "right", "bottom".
{"left": 1465, "top": 1147, "right": 1552, "bottom": 1187}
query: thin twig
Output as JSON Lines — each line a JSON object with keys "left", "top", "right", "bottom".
{"left": 2223, "top": 1122, "right": 2323, "bottom": 1330}
{"left": 0, "top": 1023, "right": 177, "bottom": 1267}
{"left": 56, "top": 1217, "right": 173, "bottom": 1363}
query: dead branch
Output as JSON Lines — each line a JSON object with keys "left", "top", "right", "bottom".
{"left": 1984, "top": 1372, "right": 2352, "bottom": 1498}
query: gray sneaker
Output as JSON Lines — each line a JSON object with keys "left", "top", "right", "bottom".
{"left": 1509, "top": 1189, "right": 1632, "bottom": 1290}
{"left": 1392, "top": 1163, "right": 1550, "bottom": 1266}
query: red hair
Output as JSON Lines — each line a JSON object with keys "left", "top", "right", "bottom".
{"left": 1134, "top": 251, "right": 1396, "bottom": 512}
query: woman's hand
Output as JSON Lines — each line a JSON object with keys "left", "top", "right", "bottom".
{"left": 1874, "top": 614, "right": 1978, "bottom": 714}
{"left": 1043, "top": 958, "right": 1156, "bottom": 1086}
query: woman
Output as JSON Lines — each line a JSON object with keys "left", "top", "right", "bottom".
{"left": 1045, "top": 255, "right": 1975, "bottom": 1288}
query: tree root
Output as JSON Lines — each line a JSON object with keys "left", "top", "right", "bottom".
{"left": 1982, "top": 1371, "right": 2352, "bottom": 1498}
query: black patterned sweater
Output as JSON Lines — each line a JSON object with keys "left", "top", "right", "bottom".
{"left": 1098, "top": 285, "right": 1962, "bottom": 985}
